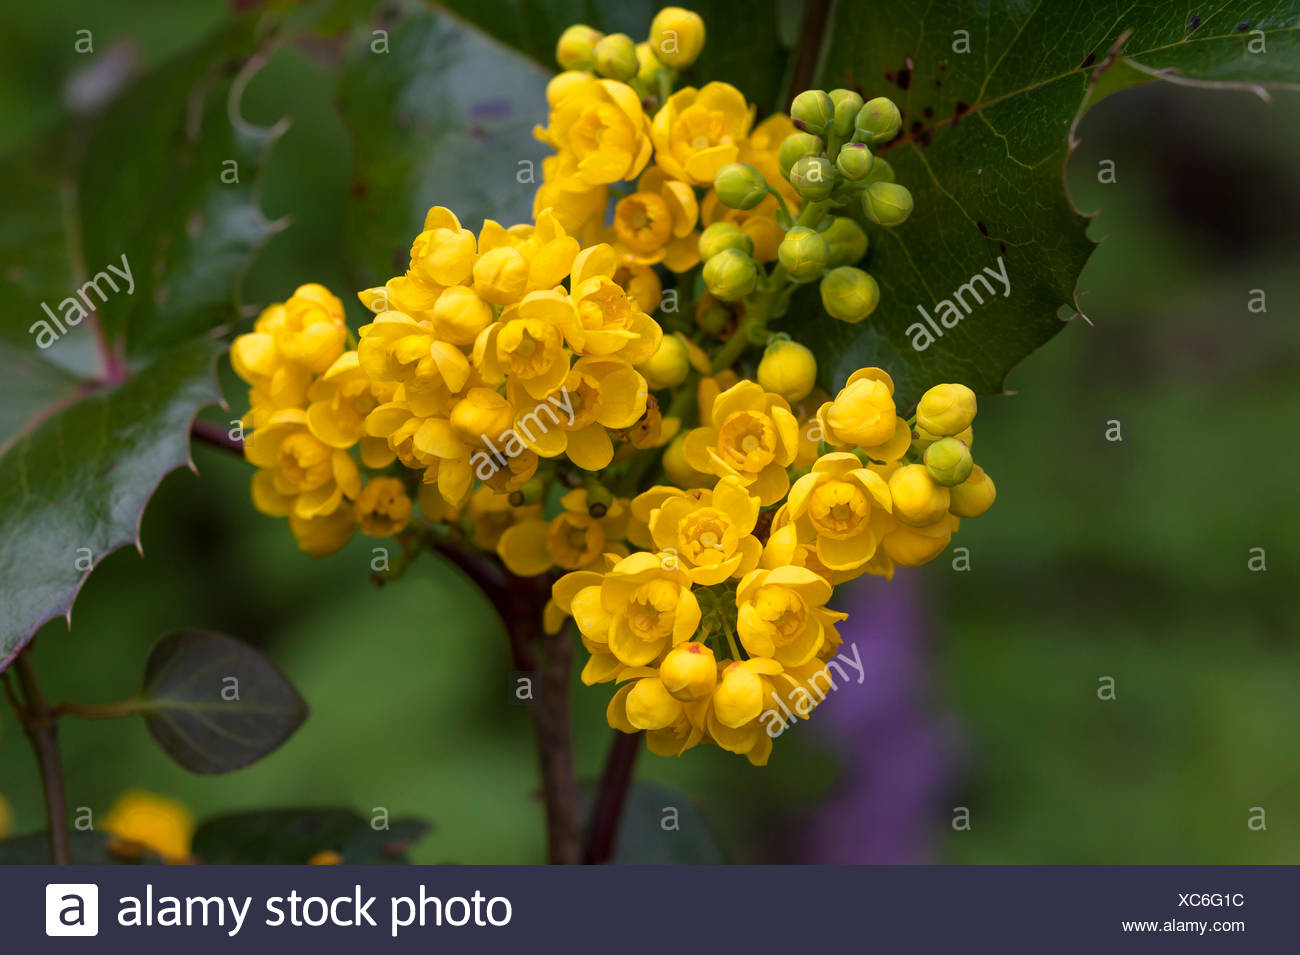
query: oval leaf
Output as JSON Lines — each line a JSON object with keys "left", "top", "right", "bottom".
{"left": 138, "top": 629, "right": 308, "bottom": 774}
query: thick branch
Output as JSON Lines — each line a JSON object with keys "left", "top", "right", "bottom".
{"left": 13, "top": 651, "right": 71, "bottom": 864}
{"left": 584, "top": 729, "right": 642, "bottom": 864}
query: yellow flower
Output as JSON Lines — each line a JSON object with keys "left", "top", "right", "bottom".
{"left": 473, "top": 211, "right": 580, "bottom": 306}
{"left": 597, "top": 552, "right": 701, "bottom": 665}
{"left": 364, "top": 401, "right": 473, "bottom": 506}
{"left": 607, "top": 670, "right": 709, "bottom": 756}
{"left": 609, "top": 166, "right": 699, "bottom": 271}
{"left": 888, "top": 463, "right": 950, "bottom": 527}
{"left": 410, "top": 206, "right": 477, "bottom": 287}
{"left": 289, "top": 506, "right": 356, "bottom": 557}
{"left": 736, "top": 565, "right": 846, "bottom": 667}
{"left": 507, "top": 358, "right": 648, "bottom": 470}
{"left": 705, "top": 657, "right": 786, "bottom": 766}
{"left": 357, "top": 311, "right": 470, "bottom": 416}
{"left": 534, "top": 155, "right": 609, "bottom": 243}
{"left": 473, "top": 289, "right": 578, "bottom": 399}
{"left": 553, "top": 565, "right": 627, "bottom": 683}
{"left": 353, "top": 477, "right": 412, "bottom": 537}
{"left": 783, "top": 452, "right": 893, "bottom": 570}
{"left": 659, "top": 642, "right": 718, "bottom": 701}
{"left": 464, "top": 486, "right": 543, "bottom": 550}
{"left": 497, "top": 488, "right": 628, "bottom": 576}
{"left": 613, "top": 261, "right": 662, "bottom": 313}
{"left": 639, "top": 475, "right": 762, "bottom": 585}
{"left": 305, "top": 350, "right": 399, "bottom": 455}
{"left": 816, "top": 366, "right": 911, "bottom": 461}
{"left": 682, "top": 379, "right": 799, "bottom": 505}
{"left": 569, "top": 245, "right": 663, "bottom": 363}
{"left": 535, "top": 75, "right": 653, "bottom": 187}
{"left": 308, "top": 850, "right": 344, "bottom": 865}
{"left": 244, "top": 409, "right": 361, "bottom": 520}
{"left": 651, "top": 82, "right": 754, "bottom": 185}
{"left": 949, "top": 464, "right": 996, "bottom": 518}
{"left": 104, "top": 790, "right": 194, "bottom": 863}
{"left": 431, "top": 285, "right": 494, "bottom": 346}
{"left": 256, "top": 284, "right": 349, "bottom": 374}
{"left": 878, "top": 513, "right": 959, "bottom": 567}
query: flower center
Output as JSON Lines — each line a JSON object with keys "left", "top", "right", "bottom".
{"left": 808, "top": 481, "right": 870, "bottom": 539}
{"left": 717, "top": 411, "right": 777, "bottom": 473}
{"left": 628, "top": 579, "right": 679, "bottom": 640}
{"left": 753, "top": 585, "right": 807, "bottom": 646}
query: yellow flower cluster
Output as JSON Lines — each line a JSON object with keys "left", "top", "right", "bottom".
{"left": 558, "top": 370, "right": 993, "bottom": 765}
{"left": 231, "top": 6, "right": 1001, "bottom": 767}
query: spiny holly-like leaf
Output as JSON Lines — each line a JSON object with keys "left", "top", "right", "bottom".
{"left": 801, "top": 1, "right": 1300, "bottom": 407}
{"left": 0, "top": 339, "right": 224, "bottom": 669}
{"left": 437, "top": 0, "right": 798, "bottom": 114}
{"left": 338, "top": 9, "right": 550, "bottom": 290}
{"left": 0, "top": 16, "right": 286, "bottom": 666}
{"left": 137, "top": 629, "right": 309, "bottom": 775}
{"left": 193, "top": 808, "right": 431, "bottom": 864}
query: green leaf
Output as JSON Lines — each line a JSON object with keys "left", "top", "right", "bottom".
{"left": 137, "top": 629, "right": 309, "bottom": 774}
{"left": 801, "top": 1, "right": 1300, "bottom": 406}
{"left": 0, "top": 340, "right": 224, "bottom": 668}
{"left": 337, "top": 10, "right": 550, "bottom": 290}
{"left": 436, "top": 0, "right": 796, "bottom": 113}
{"left": 192, "top": 808, "right": 431, "bottom": 864}
{"left": 581, "top": 780, "right": 725, "bottom": 863}
{"left": 0, "top": 15, "right": 286, "bottom": 664}
{"left": 0, "top": 830, "right": 163, "bottom": 865}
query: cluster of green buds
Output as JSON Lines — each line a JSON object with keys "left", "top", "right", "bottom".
{"left": 706, "top": 88, "right": 913, "bottom": 328}
{"left": 555, "top": 7, "right": 705, "bottom": 104}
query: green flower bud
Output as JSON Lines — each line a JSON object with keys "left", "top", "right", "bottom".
{"left": 649, "top": 6, "right": 706, "bottom": 69}
{"left": 757, "top": 337, "right": 818, "bottom": 402}
{"left": 593, "top": 33, "right": 638, "bottom": 81}
{"left": 862, "top": 155, "right": 895, "bottom": 184}
{"left": 923, "top": 437, "right": 974, "bottom": 487}
{"left": 820, "top": 217, "right": 868, "bottom": 267}
{"left": 698, "top": 221, "right": 754, "bottom": 260}
{"left": 777, "top": 226, "right": 829, "bottom": 283}
{"left": 778, "top": 132, "right": 823, "bottom": 178}
{"left": 829, "top": 89, "right": 864, "bottom": 137}
{"left": 836, "top": 142, "right": 874, "bottom": 181}
{"left": 556, "top": 25, "right": 603, "bottom": 71}
{"left": 819, "top": 266, "right": 880, "bottom": 323}
{"left": 948, "top": 465, "right": 996, "bottom": 518}
{"left": 788, "top": 154, "right": 836, "bottom": 201}
{"left": 855, "top": 96, "right": 902, "bottom": 144}
{"left": 703, "top": 248, "right": 759, "bottom": 302}
{"left": 790, "top": 89, "right": 835, "bottom": 136}
{"left": 862, "top": 181, "right": 913, "bottom": 227}
{"left": 714, "top": 162, "right": 769, "bottom": 210}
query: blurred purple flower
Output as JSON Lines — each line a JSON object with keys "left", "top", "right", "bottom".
{"left": 800, "top": 573, "right": 963, "bottom": 863}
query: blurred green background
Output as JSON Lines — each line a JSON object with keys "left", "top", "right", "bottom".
{"left": 1, "top": 1, "right": 1297, "bottom": 863}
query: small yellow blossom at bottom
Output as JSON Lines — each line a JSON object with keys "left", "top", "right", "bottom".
{"left": 289, "top": 506, "right": 356, "bottom": 557}
{"left": 353, "top": 477, "right": 412, "bottom": 537}
{"left": 104, "top": 790, "right": 194, "bottom": 863}
{"left": 307, "top": 850, "right": 344, "bottom": 865}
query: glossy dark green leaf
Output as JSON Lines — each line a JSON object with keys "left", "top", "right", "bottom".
{"left": 0, "top": 340, "right": 224, "bottom": 669}
{"left": 137, "top": 629, "right": 309, "bottom": 774}
{"left": 192, "top": 808, "right": 430, "bottom": 864}
{"left": 801, "top": 1, "right": 1300, "bottom": 406}
{"left": 337, "top": 10, "right": 550, "bottom": 290}
{"left": 0, "top": 15, "right": 286, "bottom": 665}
